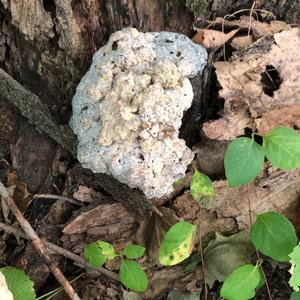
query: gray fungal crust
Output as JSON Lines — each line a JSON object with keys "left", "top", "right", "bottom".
{"left": 70, "top": 28, "right": 207, "bottom": 199}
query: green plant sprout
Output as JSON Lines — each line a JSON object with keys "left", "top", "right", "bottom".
{"left": 83, "top": 241, "right": 148, "bottom": 292}
{"left": 159, "top": 126, "right": 300, "bottom": 300}
{"left": 221, "top": 126, "right": 300, "bottom": 300}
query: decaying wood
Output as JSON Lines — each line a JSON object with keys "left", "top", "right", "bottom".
{"left": 0, "top": 68, "right": 77, "bottom": 155}
{"left": 213, "top": 167, "right": 300, "bottom": 229}
{"left": 62, "top": 203, "right": 137, "bottom": 253}
{"left": 0, "top": 181, "right": 81, "bottom": 300}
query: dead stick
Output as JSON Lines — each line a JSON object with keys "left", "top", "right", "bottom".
{"left": 32, "top": 194, "right": 84, "bottom": 206}
{"left": 0, "top": 222, "right": 119, "bottom": 282}
{"left": 0, "top": 68, "right": 76, "bottom": 155}
{"left": 0, "top": 181, "right": 81, "bottom": 300}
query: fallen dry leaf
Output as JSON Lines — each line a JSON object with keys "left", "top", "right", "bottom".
{"left": 211, "top": 16, "right": 290, "bottom": 38}
{"left": 73, "top": 185, "right": 103, "bottom": 203}
{"left": 203, "top": 28, "right": 300, "bottom": 141}
{"left": 256, "top": 104, "right": 300, "bottom": 134}
{"left": 192, "top": 28, "right": 239, "bottom": 48}
{"left": 7, "top": 172, "right": 33, "bottom": 213}
{"left": 143, "top": 266, "right": 203, "bottom": 299}
{"left": 136, "top": 207, "right": 179, "bottom": 264}
{"left": 204, "top": 231, "right": 255, "bottom": 287}
{"left": 231, "top": 35, "right": 254, "bottom": 50}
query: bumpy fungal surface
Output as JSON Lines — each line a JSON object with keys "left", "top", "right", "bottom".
{"left": 71, "top": 28, "right": 207, "bottom": 199}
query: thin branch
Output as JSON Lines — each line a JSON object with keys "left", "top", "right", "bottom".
{"left": 0, "top": 68, "right": 76, "bottom": 155}
{"left": 0, "top": 222, "right": 119, "bottom": 282}
{"left": 197, "top": 213, "right": 208, "bottom": 300}
{"left": 247, "top": 185, "right": 273, "bottom": 300}
{"left": 32, "top": 194, "right": 84, "bottom": 207}
{"left": 0, "top": 181, "right": 81, "bottom": 300}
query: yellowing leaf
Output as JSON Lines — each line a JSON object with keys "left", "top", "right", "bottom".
{"left": 136, "top": 207, "right": 179, "bottom": 264}
{"left": 192, "top": 28, "right": 239, "bottom": 49}
{"left": 159, "top": 221, "right": 196, "bottom": 266}
{"left": 190, "top": 170, "right": 214, "bottom": 208}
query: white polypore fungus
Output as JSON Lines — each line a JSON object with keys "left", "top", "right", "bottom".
{"left": 71, "top": 28, "right": 207, "bottom": 198}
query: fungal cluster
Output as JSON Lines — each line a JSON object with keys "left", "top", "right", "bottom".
{"left": 71, "top": 28, "right": 207, "bottom": 198}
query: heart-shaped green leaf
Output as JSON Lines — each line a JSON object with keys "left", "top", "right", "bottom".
{"left": 220, "top": 264, "right": 261, "bottom": 300}
{"left": 262, "top": 127, "right": 300, "bottom": 170}
{"left": 224, "top": 137, "right": 265, "bottom": 187}
{"left": 83, "top": 241, "right": 117, "bottom": 267}
{"left": 250, "top": 212, "right": 297, "bottom": 262}
{"left": 123, "top": 245, "right": 145, "bottom": 259}
{"left": 119, "top": 260, "right": 148, "bottom": 292}
{"left": 291, "top": 291, "right": 300, "bottom": 300}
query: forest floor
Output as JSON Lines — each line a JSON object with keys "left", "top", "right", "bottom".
{"left": 0, "top": 9, "right": 300, "bottom": 300}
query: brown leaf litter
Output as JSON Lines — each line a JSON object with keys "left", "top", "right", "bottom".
{"left": 192, "top": 28, "right": 239, "bottom": 48}
{"left": 203, "top": 27, "right": 300, "bottom": 140}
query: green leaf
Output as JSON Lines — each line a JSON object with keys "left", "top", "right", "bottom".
{"left": 291, "top": 291, "right": 300, "bottom": 300}
{"left": 289, "top": 244, "right": 300, "bottom": 291}
{"left": 167, "top": 288, "right": 202, "bottom": 300}
{"left": 97, "top": 241, "right": 117, "bottom": 260}
{"left": 262, "top": 127, "right": 300, "bottom": 170}
{"left": 224, "top": 137, "right": 265, "bottom": 187}
{"left": 190, "top": 170, "right": 214, "bottom": 208}
{"left": 159, "top": 221, "right": 196, "bottom": 266}
{"left": 83, "top": 241, "right": 117, "bottom": 268}
{"left": 250, "top": 212, "right": 297, "bottom": 262}
{"left": 123, "top": 291, "right": 143, "bottom": 300}
{"left": 123, "top": 245, "right": 145, "bottom": 259}
{"left": 204, "top": 231, "right": 256, "bottom": 287}
{"left": 220, "top": 264, "right": 261, "bottom": 300}
{"left": 0, "top": 266, "right": 36, "bottom": 300}
{"left": 119, "top": 259, "right": 148, "bottom": 292}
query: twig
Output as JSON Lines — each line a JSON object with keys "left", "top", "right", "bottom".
{"left": 247, "top": 185, "right": 273, "bottom": 300}
{"left": 197, "top": 213, "right": 208, "bottom": 300}
{"left": 32, "top": 194, "right": 84, "bottom": 207}
{"left": 248, "top": 1, "right": 256, "bottom": 36}
{"left": 0, "top": 181, "right": 81, "bottom": 300}
{"left": 0, "top": 222, "right": 119, "bottom": 282}
{"left": 151, "top": 205, "right": 163, "bottom": 217}
{"left": 0, "top": 68, "right": 76, "bottom": 156}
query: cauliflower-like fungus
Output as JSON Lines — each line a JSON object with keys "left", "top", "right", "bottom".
{"left": 70, "top": 28, "right": 207, "bottom": 198}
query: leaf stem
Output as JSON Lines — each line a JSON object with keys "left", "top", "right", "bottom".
{"left": 197, "top": 212, "right": 208, "bottom": 300}
{"left": 247, "top": 184, "right": 273, "bottom": 300}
